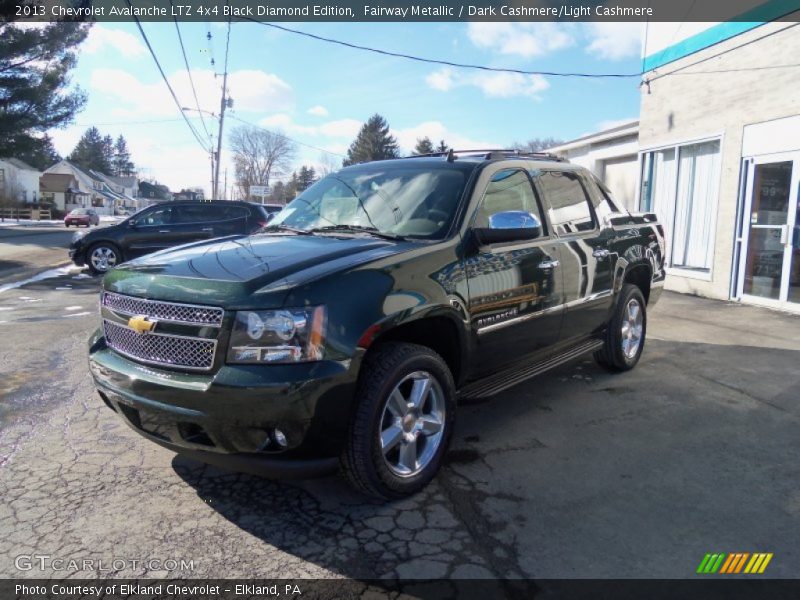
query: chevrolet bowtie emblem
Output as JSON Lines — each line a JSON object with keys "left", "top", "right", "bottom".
{"left": 128, "top": 315, "right": 156, "bottom": 335}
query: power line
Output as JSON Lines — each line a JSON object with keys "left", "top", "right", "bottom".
{"left": 227, "top": 114, "right": 347, "bottom": 158}
{"left": 126, "top": 1, "right": 212, "bottom": 153}
{"left": 169, "top": 0, "right": 212, "bottom": 141}
{"left": 241, "top": 19, "right": 641, "bottom": 79}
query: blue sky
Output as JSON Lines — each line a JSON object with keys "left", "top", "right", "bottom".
{"left": 52, "top": 21, "right": 644, "bottom": 195}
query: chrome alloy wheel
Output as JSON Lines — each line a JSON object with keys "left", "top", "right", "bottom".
{"left": 621, "top": 298, "right": 644, "bottom": 359}
{"left": 379, "top": 371, "right": 445, "bottom": 478}
{"left": 90, "top": 246, "right": 118, "bottom": 273}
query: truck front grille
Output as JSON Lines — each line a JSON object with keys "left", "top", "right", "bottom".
{"left": 103, "top": 319, "right": 217, "bottom": 371}
{"left": 102, "top": 292, "right": 224, "bottom": 327}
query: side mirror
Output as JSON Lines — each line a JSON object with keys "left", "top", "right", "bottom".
{"left": 474, "top": 211, "right": 543, "bottom": 245}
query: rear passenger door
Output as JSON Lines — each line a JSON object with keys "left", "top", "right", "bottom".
{"left": 533, "top": 169, "right": 614, "bottom": 341}
{"left": 211, "top": 205, "right": 251, "bottom": 237}
{"left": 466, "top": 167, "right": 564, "bottom": 376}
{"left": 170, "top": 204, "right": 220, "bottom": 246}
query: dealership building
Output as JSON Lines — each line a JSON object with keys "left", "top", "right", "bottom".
{"left": 638, "top": 19, "right": 800, "bottom": 313}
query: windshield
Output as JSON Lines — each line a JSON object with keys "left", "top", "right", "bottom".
{"left": 271, "top": 166, "right": 466, "bottom": 239}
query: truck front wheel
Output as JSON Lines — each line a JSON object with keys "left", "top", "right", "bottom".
{"left": 341, "top": 342, "right": 456, "bottom": 499}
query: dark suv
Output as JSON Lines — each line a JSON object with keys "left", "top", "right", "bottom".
{"left": 89, "top": 152, "right": 665, "bottom": 499}
{"left": 69, "top": 200, "right": 272, "bottom": 274}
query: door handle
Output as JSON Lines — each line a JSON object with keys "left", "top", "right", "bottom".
{"left": 158, "top": 229, "right": 171, "bottom": 233}
{"left": 202, "top": 227, "right": 214, "bottom": 232}
{"left": 538, "top": 259, "right": 559, "bottom": 269}
{"left": 593, "top": 248, "right": 610, "bottom": 258}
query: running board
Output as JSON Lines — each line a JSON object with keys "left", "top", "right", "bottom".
{"left": 459, "top": 338, "right": 604, "bottom": 400}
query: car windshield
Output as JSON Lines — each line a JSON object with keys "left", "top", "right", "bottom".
{"left": 271, "top": 166, "right": 467, "bottom": 239}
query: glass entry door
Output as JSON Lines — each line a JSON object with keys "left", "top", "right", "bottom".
{"left": 738, "top": 153, "right": 800, "bottom": 308}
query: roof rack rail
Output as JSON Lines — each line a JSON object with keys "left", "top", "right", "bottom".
{"left": 401, "top": 149, "right": 566, "bottom": 163}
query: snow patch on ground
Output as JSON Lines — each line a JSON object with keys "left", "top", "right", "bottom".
{"left": 0, "top": 266, "right": 76, "bottom": 294}
{"left": 64, "top": 306, "right": 83, "bottom": 311}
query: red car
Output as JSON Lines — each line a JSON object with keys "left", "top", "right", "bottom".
{"left": 65, "top": 208, "right": 99, "bottom": 227}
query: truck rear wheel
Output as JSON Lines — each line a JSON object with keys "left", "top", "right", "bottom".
{"left": 341, "top": 342, "right": 456, "bottom": 499}
{"left": 595, "top": 283, "right": 647, "bottom": 372}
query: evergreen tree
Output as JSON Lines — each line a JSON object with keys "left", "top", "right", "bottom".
{"left": 102, "top": 135, "right": 114, "bottom": 171}
{"left": 436, "top": 140, "right": 449, "bottom": 153}
{"left": 112, "top": 135, "right": 135, "bottom": 177}
{"left": 343, "top": 114, "right": 400, "bottom": 166}
{"left": 17, "top": 135, "right": 61, "bottom": 171}
{"left": 296, "top": 165, "right": 317, "bottom": 192}
{"left": 413, "top": 137, "right": 436, "bottom": 155}
{"left": 0, "top": 22, "right": 90, "bottom": 161}
{"left": 285, "top": 172, "right": 300, "bottom": 200}
{"left": 69, "top": 127, "right": 112, "bottom": 173}
{"left": 269, "top": 181, "right": 286, "bottom": 204}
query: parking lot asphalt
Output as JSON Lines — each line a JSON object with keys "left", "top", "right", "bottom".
{"left": 0, "top": 271, "right": 798, "bottom": 580}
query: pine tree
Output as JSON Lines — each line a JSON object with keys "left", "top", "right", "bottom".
{"left": 296, "top": 165, "right": 317, "bottom": 192}
{"left": 112, "top": 135, "right": 135, "bottom": 177}
{"left": 343, "top": 114, "right": 400, "bottom": 166}
{"left": 436, "top": 140, "right": 449, "bottom": 153}
{"left": 102, "top": 135, "right": 114, "bottom": 172}
{"left": 0, "top": 22, "right": 90, "bottom": 161}
{"left": 17, "top": 135, "right": 61, "bottom": 171}
{"left": 413, "top": 137, "right": 435, "bottom": 155}
{"left": 69, "top": 127, "right": 112, "bottom": 173}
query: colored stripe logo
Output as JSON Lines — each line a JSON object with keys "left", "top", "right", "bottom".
{"left": 697, "top": 553, "right": 773, "bottom": 574}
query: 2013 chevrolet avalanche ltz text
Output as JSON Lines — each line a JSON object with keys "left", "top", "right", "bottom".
{"left": 88, "top": 151, "right": 665, "bottom": 499}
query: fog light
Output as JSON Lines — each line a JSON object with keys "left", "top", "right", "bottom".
{"left": 272, "top": 429, "right": 288, "bottom": 448}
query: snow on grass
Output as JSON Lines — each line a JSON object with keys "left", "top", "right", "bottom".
{"left": 0, "top": 265, "right": 77, "bottom": 294}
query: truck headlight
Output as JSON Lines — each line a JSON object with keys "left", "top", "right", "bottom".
{"left": 227, "top": 306, "right": 326, "bottom": 364}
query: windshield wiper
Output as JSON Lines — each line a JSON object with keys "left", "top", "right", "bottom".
{"left": 259, "top": 223, "right": 313, "bottom": 235}
{"left": 309, "top": 224, "right": 405, "bottom": 241}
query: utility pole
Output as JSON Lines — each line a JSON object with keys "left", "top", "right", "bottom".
{"left": 213, "top": 17, "right": 232, "bottom": 200}
{"left": 223, "top": 168, "right": 227, "bottom": 201}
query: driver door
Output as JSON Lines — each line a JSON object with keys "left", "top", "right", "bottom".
{"left": 465, "top": 167, "right": 564, "bottom": 377}
{"left": 123, "top": 205, "right": 177, "bottom": 258}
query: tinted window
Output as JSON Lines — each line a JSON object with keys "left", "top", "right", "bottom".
{"left": 136, "top": 206, "right": 173, "bottom": 226}
{"left": 175, "top": 205, "right": 221, "bottom": 223}
{"left": 475, "top": 169, "right": 544, "bottom": 230}
{"left": 537, "top": 170, "right": 595, "bottom": 234}
{"left": 219, "top": 205, "right": 249, "bottom": 219}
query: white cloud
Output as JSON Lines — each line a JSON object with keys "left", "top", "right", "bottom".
{"left": 585, "top": 23, "right": 644, "bottom": 60}
{"left": 392, "top": 121, "right": 500, "bottom": 154}
{"left": 467, "top": 23, "right": 575, "bottom": 58}
{"left": 425, "top": 68, "right": 455, "bottom": 92}
{"left": 90, "top": 68, "right": 294, "bottom": 118}
{"left": 307, "top": 105, "right": 329, "bottom": 117}
{"left": 256, "top": 115, "right": 362, "bottom": 139}
{"left": 319, "top": 119, "right": 362, "bottom": 138}
{"left": 82, "top": 26, "right": 145, "bottom": 58}
{"left": 425, "top": 67, "right": 549, "bottom": 100}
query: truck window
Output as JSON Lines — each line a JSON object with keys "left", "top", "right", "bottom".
{"left": 475, "top": 168, "right": 546, "bottom": 232}
{"left": 537, "top": 170, "right": 596, "bottom": 235}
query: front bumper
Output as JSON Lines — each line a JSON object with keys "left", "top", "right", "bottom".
{"left": 89, "top": 330, "right": 361, "bottom": 479}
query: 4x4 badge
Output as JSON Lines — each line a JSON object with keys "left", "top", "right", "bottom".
{"left": 128, "top": 315, "right": 156, "bottom": 335}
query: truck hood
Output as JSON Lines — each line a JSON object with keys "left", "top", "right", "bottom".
{"left": 103, "top": 234, "right": 406, "bottom": 307}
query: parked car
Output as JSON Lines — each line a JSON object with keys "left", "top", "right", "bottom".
{"left": 69, "top": 200, "right": 272, "bottom": 275}
{"left": 89, "top": 152, "right": 666, "bottom": 499}
{"left": 262, "top": 203, "right": 284, "bottom": 223}
{"left": 64, "top": 208, "right": 99, "bottom": 227}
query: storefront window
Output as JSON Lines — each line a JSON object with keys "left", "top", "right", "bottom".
{"left": 639, "top": 139, "right": 721, "bottom": 273}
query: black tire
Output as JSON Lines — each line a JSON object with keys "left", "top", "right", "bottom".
{"left": 595, "top": 283, "right": 647, "bottom": 372}
{"left": 341, "top": 342, "right": 456, "bottom": 500}
{"left": 87, "top": 242, "right": 122, "bottom": 275}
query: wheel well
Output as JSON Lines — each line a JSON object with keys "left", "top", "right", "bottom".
{"left": 624, "top": 265, "right": 651, "bottom": 304}
{"left": 372, "top": 317, "right": 462, "bottom": 383}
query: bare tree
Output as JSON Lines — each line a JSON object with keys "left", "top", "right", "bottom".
{"left": 316, "top": 152, "right": 339, "bottom": 177}
{"left": 512, "top": 137, "right": 564, "bottom": 153}
{"left": 228, "top": 125, "right": 296, "bottom": 200}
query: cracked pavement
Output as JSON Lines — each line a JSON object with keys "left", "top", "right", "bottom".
{"left": 1, "top": 274, "right": 799, "bottom": 580}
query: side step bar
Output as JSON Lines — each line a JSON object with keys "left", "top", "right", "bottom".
{"left": 459, "top": 338, "right": 604, "bottom": 400}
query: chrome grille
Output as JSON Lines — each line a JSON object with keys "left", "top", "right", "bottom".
{"left": 102, "top": 292, "right": 224, "bottom": 327}
{"left": 103, "top": 319, "right": 216, "bottom": 371}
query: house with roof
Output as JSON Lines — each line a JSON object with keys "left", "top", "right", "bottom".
{"left": 0, "top": 158, "right": 43, "bottom": 204}
{"left": 44, "top": 160, "right": 136, "bottom": 215}
{"left": 39, "top": 173, "right": 89, "bottom": 212}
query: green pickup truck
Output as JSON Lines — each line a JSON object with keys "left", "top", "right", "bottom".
{"left": 89, "top": 151, "right": 665, "bottom": 499}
